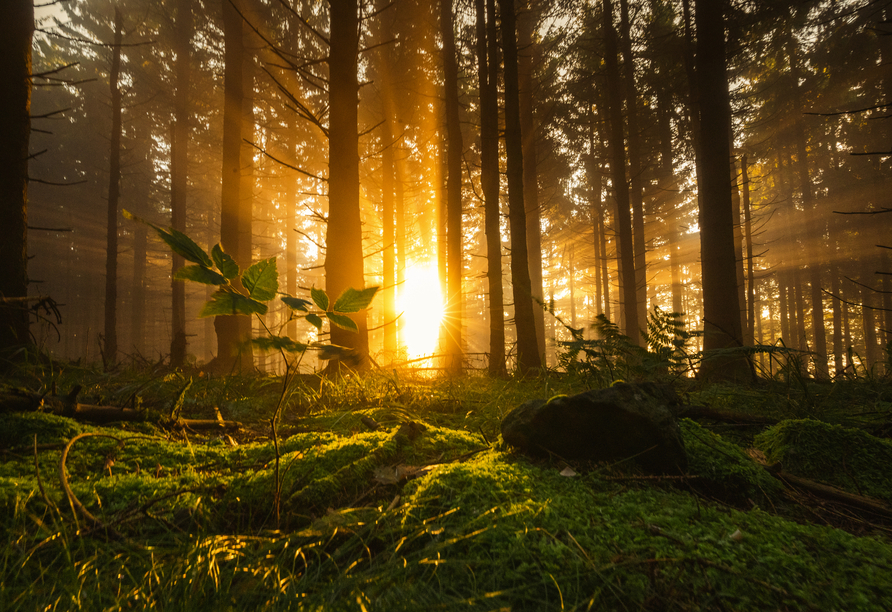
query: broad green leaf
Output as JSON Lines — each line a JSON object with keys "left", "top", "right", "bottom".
{"left": 124, "top": 209, "right": 212, "bottom": 267}
{"left": 241, "top": 258, "right": 278, "bottom": 301}
{"left": 252, "top": 336, "right": 308, "bottom": 353}
{"left": 310, "top": 287, "right": 329, "bottom": 311}
{"left": 281, "top": 296, "right": 311, "bottom": 312}
{"left": 305, "top": 313, "right": 323, "bottom": 330}
{"left": 174, "top": 265, "right": 227, "bottom": 286}
{"left": 332, "top": 286, "right": 379, "bottom": 313}
{"left": 316, "top": 344, "right": 354, "bottom": 361}
{"left": 211, "top": 244, "right": 239, "bottom": 280}
{"left": 326, "top": 312, "right": 358, "bottom": 332}
{"left": 199, "top": 291, "right": 267, "bottom": 317}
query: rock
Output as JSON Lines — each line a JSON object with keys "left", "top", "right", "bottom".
{"left": 500, "top": 382, "right": 687, "bottom": 475}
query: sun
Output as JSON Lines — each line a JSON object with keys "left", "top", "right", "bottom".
{"left": 399, "top": 265, "right": 444, "bottom": 359}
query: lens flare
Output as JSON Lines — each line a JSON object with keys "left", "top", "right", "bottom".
{"left": 400, "top": 265, "right": 444, "bottom": 359}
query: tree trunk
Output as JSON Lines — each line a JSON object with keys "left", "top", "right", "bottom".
{"left": 729, "top": 155, "right": 747, "bottom": 343}
{"left": 602, "top": 0, "right": 639, "bottom": 345}
{"left": 441, "top": 0, "right": 463, "bottom": 374}
{"left": 693, "top": 0, "right": 746, "bottom": 381}
{"left": 618, "top": 0, "right": 648, "bottom": 334}
{"left": 519, "top": 1, "right": 545, "bottom": 363}
{"left": 326, "top": 0, "right": 369, "bottom": 367}
{"left": 215, "top": 0, "right": 247, "bottom": 371}
{"left": 103, "top": 8, "right": 124, "bottom": 366}
{"left": 477, "top": 0, "right": 506, "bottom": 375}
{"left": 789, "top": 39, "right": 828, "bottom": 378}
{"left": 0, "top": 0, "right": 34, "bottom": 351}
{"left": 170, "top": 0, "right": 192, "bottom": 367}
{"left": 500, "top": 0, "right": 542, "bottom": 373}
{"left": 741, "top": 154, "right": 756, "bottom": 346}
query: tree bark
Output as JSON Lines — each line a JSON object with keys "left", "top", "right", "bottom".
{"left": 476, "top": 0, "right": 506, "bottom": 375}
{"left": 602, "top": 0, "right": 639, "bottom": 345}
{"left": 170, "top": 0, "right": 192, "bottom": 367}
{"left": 500, "top": 0, "right": 542, "bottom": 373}
{"left": 618, "top": 0, "right": 648, "bottom": 334}
{"left": 518, "top": 1, "right": 545, "bottom": 363}
{"left": 441, "top": 0, "right": 463, "bottom": 374}
{"left": 693, "top": 0, "right": 747, "bottom": 381}
{"left": 103, "top": 8, "right": 124, "bottom": 366}
{"left": 326, "top": 0, "right": 369, "bottom": 368}
{"left": 215, "top": 0, "right": 247, "bottom": 371}
{"left": 0, "top": 0, "right": 33, "bottom": 352}
{"left": 741, "top": 154, "right": 756, "bottom": 346}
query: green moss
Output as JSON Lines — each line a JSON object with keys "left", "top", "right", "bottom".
{"left": 756, "top": 418, "right": 892, "bottom": 503}
{"left": 680, "top": 418, "right": 783, "bottom": 507}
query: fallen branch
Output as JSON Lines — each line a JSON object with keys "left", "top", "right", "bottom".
{"left": 773, "top": 470, "right": 892, "bottom": 519}
{"left": 59, "top": 433, "right": 125, "bottom": 538}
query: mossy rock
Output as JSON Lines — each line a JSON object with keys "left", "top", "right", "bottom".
{"left": 755, "top": 418, "right": 892, "bottom": 504}
{"left": 680, "top": 419, "right": 783, "bottom": 507}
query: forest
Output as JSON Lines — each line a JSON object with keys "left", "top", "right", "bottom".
{"left": 3, "top": 0, "right": 892, "bottom": 610}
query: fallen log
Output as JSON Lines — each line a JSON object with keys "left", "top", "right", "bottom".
{"left": 679, "top": 406, "right": 779, "bottom": 425}
{"left": 772, "top": 470, "right": 892, "bottom": 519}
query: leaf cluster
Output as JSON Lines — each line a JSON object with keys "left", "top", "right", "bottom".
{"left": 123, "top": 210, "right": 377, "bottom": 358}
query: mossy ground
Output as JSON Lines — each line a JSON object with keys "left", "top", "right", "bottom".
{"left": 2, "top": 364, "right": 892, "bottom": 610}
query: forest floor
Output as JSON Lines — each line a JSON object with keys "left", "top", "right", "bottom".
{"left": 2, "top": 356, "right": 892, "bottom": 611}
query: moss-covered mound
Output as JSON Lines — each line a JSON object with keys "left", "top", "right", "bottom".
{"left": 680, "top": 419, "right": 783, "bottom": 507}
{"left": 4, "top": 411, "right": 892, "bottom": 610}
{"left": 755, "top": 418, "right": 892, "bottom": 504}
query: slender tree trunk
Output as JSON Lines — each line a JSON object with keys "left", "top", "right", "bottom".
{"left": 518, "top": 1, "right": 545, "bottom": 362}
{"left": 500, "top": 0, "right": 542, "bottom": 372}
{"left": 170, "top": 0, "right": 192, "bottom": 367}
{"left": 326, "top": 0, "right": 369, "bottom": 367}
{"left": 657, "top": 94, "right": 683, "bottom": 319}
{"left": 741, "top": 154, "right": 756, "bottom": 346}
{"left": 694, "top": 0, "right": 746, "bottom": 381}
{"left": 789, "top": 40, "right": 828, "bottom": 378}
{"left": 441, "top": 0, "right": 463, "bottom": 374}
{"left": 131, "top": 128, "right": 149, "bottom": 356}
{"left": 618, "top": 0, "right": 648, "bottom": 333}
{"left": 477, "top": 0, "right": 506, "bottom": 375}
{"left": 215, "top": 0, "right": 246, "bottom": 370}
{"left": 729, "top": 155, "right": 747, "bottom": 342}
{"left": 285, "top": 117, "right": 299, "bottom": 342}
{"left": 0, "top": 0, "right": 32, "bottom": 351}
{"left": 602, "top": 0, "right": 639, "bottom": 345}
{"left": 381, "top": 114, "right": 397, "bottom": 357}
{"left": 830, "top": 261, "right": 843, "bottom": 375}
{"left": 104, "top": 8, "right": 124, "bottom": 366}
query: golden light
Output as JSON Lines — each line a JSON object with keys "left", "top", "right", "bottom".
{"left": 400, "top": 264, "right": 444, "bottom": 359}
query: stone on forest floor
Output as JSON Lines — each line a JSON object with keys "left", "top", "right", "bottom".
{"left": 500, "top": 382, "right": 688, "bottom": 474}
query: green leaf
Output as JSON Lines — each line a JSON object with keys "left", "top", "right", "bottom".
{"left": 281, "top": 296, "right": 311, "bottom": 312}
{"left": 124, "top": 209, "right": 213, "bottom": 267}
{"left": 310, "top": 287, "right": 329, "bottom": 311}
{"left": 211, "top": 244, "right": 239, "bottom": 280}
{"left": 252, "top": 336, "right": 308, "bottom": 353}
{"left": 199, "top": 291, "right": 268, "bottom": 317}
{"left": 174, "top": 265, "right": 227, "bottom": 286}
{"left": 241, "top": 258, "right": 278, "bottom": 301}
{"left": 315, "top": 344, "right": 355, "bottom": 361}
{"left": 332, "top": 286, "right": 379, "bottom": 313}
{"left": 305, "top": 313, "right": 323, "bottom": 330}
{"left": 326, "top": 312, "right": 358, "bottom": 332}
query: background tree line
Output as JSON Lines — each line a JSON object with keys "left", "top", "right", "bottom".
{"left": 3, "top": 0, "right": 891, "bottom": 379}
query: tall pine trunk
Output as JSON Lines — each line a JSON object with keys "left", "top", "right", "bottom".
{"left": 215, "top": 0, "right": 247, "bottom": 371}
{"left": 103, "top": 8, "right": 124, "bottom": 366}
{"left": 326, "top": 0, "right": 369, "bottom": 367}
{"left": 519, "top": 2, "right": 545, "bottom": 362}
{"left": 694, "top": 0, "right": 747, "bottom": 381}
{"left": 170, "top": 0, "right": 192, "bottom": 367}
{"left": 441, "top": 0, "right": 463, "bottom": 374}
{"left": 500, "top": 0, "right": 542, "bottom": 372}
{"left": 618, "top": 0, "right": 648, "bottom": 334}
{"left": 476, "top": 0, "right": 506, "bottom": 375}
{"left": 0, "top": 0, "right": 33, "bottom": 351}
{"left": 602, "top": 0, "right": 639, "bottom": 345}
